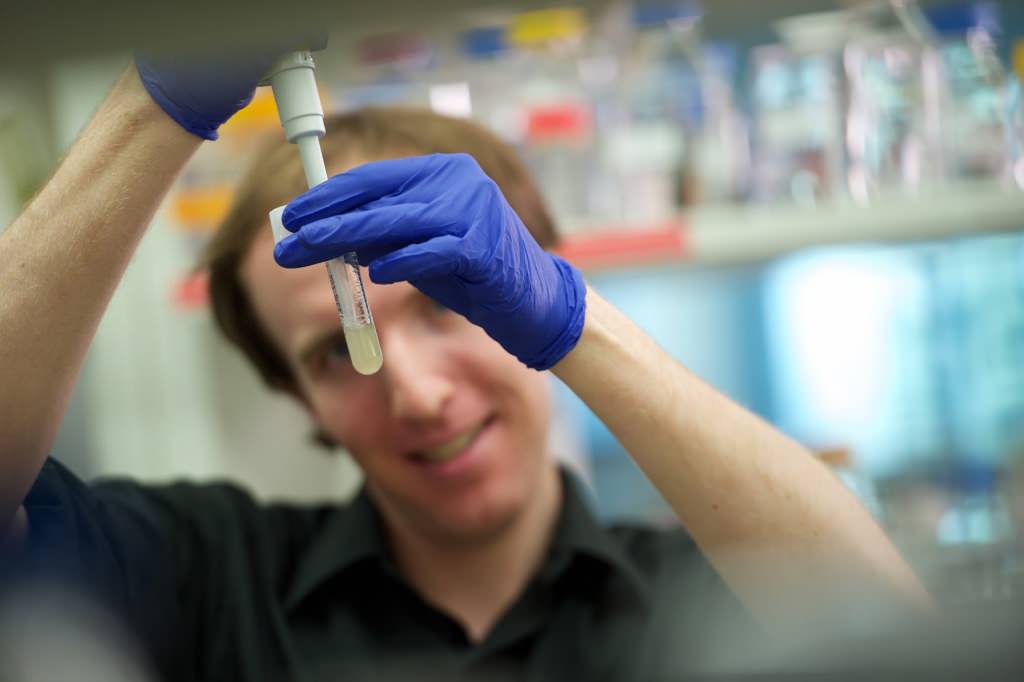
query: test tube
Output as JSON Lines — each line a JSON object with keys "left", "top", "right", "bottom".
{"left": 295, "top": 135, "right": 383, "bottom": 375}
{"left": 266, "top": 50, "right": 383, "bottom": 375}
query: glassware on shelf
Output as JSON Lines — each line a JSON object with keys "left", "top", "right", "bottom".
{"left": 1010, "top": 40, "right": 1024, "bottom": 187}
{"left": 843, "top": 25, "right": 935, "bottom": 200}
{"left": 455, "top": 26, "right": 519, "bottom": 136}
{"left": 598, "top": 1, "right": 704, "bottom": 224}
{"left": 751, "top": 10, "right": 865, "bottom": 206}
{"left": 692, "top": 41, "right": 752, "bottom": 205}
{"left": 921, "top": 2, "right": 1014, "bottom": 183}
{"left": 504, "top": 8, "right": 598, "bottom": 232}
{"left": 328, "top": 31, "right": 437, "bottom": 110}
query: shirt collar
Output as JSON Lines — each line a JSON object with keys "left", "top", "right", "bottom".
{"left": 546, "top": 471, "right": 653, "bottom": 608}
{"left": 284, "top": 488, "right": 387, "bottom": 613}
{"left": 284, "top": 469, "right": 652, "bottom": 613}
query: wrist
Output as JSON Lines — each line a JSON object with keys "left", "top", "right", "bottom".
{"left": 109, "top": 67, "right": 202, "bottom": 144}
{"left": 519, "top": 256, "right": 587, "bottom": 371}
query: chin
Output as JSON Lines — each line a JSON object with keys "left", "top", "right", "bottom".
{"left": 426, "top": 484, "right": 529, "bottom": 545}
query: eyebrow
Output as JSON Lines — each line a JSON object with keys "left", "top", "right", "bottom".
{"left": 297, "top": 328, "right": 347, "bottom": 367}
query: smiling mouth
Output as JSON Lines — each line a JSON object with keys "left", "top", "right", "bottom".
{"left": 410, "top": 420, "right": 489, "bottom": 464}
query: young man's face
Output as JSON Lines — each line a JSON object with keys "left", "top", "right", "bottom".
{"left": 240, "top": 217, "right": 554, "bottom": 544}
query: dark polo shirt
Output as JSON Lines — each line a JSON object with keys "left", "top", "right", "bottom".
{"left": 4, "top": 458, "right": 754, "bottom": 681}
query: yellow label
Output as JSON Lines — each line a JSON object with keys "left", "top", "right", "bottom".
{"left": 509, "top": 8, "right": 586, "bottom": 47}
{"left": 221, "top": 89, "right": 281, "bottom": 137}
{"left": 170, "top": 183, "right": 234, "bottom": 231}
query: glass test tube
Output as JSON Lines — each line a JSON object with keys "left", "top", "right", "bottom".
{"left": 296, "top": 135, "right": 383, "bottom": 375}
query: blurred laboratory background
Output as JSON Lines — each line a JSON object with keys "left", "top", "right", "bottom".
{"left": 2, "top": 0, "right": 1024, "bottom": 611}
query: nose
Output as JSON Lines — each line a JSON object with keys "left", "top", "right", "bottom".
{"left": 380, "top": 324, "right": 455, "bottom": 423}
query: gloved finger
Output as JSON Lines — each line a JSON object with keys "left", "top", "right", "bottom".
{"left": 282, "top": 156, "right": 443, "bottom": 229}
{"left": 274, "top": 201, "right": 437, "bottom": 268}
{"left": 274, "top": 235, "right": 388, "bottom": 270}
{"left": 294, "top": 202, "right": 438, "bottom": 252}
{"left": 368, "top": 235, "right": 465, "bottom": 284}
{"left": 274, "top": 234, "right": 349, "bottom": 268}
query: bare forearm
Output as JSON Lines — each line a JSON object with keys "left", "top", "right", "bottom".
{"left": 0, "top": 66, "right": 200, "bottom": 526}
{"left": 553, "top": 286, "right": 932, "bottom": 626}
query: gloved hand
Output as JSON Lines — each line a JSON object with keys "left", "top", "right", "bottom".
{"left": 135, "top": 53, "right": 273, "bottom": 140}
{"left": 135, "top": 34, "right": 326, "bottom": 141}
{"left": 274, "top": 153, "right": 587, "bottom": 371}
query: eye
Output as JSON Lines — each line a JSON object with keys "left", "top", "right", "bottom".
{"left": 320, "top": 340, "right": 354, "bottom": 375}
{"left": 327, "top": 339, "right": 350, "bottom": 360}
{"left": 303, "top": 334, "right": 354, "bottom": 380}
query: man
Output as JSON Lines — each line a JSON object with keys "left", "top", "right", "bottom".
{"left": 0, "top": 49, "right": 931, "bottom": 680}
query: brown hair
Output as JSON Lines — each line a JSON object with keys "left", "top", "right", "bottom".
{"left": 202, "top": 106, "right": 558, "bottom": 397}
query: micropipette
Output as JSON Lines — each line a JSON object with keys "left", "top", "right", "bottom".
{"left": 264, "top": 52, "right": 383, "bottom": 375}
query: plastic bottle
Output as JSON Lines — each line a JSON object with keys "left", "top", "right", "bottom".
{"left": 455, "top": 26, "right": 518, "bottom": 135}
{"left": 503, "top": 8, "right": 597, "bottom": 232}
{"left": 752, "top": 10, "right": 866, "bottom": 205}
{"left": 843, "top": 23, "right": 936, "bottom": 199}
{"left": 922, "top": 2, "right": 1012, "bottom": 182}
{"left": 601, "top": 1, "right": 705, "bottom": 222}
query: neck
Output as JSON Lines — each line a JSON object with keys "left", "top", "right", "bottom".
{"left": 382, "top": 464, "right": 562, "bottom": 643}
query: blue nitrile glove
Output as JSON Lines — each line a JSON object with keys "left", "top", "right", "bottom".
{"left": 135, "top": 53, "right": 274, "bottom": 140}
{"left": 135, "top": 34, "right": 326, "bottom": 140}
{"left": 274, "top": 153, "right": 587, "bottom": 371}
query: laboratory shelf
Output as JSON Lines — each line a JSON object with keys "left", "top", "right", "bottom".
{"left": 558, "top": 181, "right": 1024, "bottom": 271}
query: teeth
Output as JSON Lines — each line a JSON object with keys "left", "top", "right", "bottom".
{"left": 416, "top": 424, "right": 484, "bottom": 463}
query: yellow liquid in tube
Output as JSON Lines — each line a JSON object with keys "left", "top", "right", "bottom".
{"left": 344, "top": 324, "right": 383, "bottom": 375}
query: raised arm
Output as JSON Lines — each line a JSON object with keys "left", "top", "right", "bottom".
{"left": 0, "top": 68, "right": 200, "bottom": 535}
{"left": 273, "top": 152, "right": 933, "bottom": 627}
{"left": 0, "top": 44, "right": 285, "bottom": 541}
{"left": 551, "top": 286, "right": 934, "bottom": 627}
